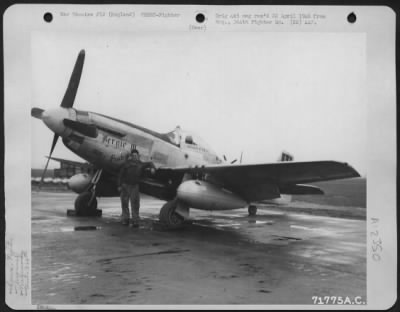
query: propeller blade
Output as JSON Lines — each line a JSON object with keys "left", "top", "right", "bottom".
{"left": 39, "top": 134, "right": 59, "bottom": 188}
{"left": 223, "top": 155, "right": 227, "bottom": 161}
{"left": 60, "top": 49, "right": 85, "bottom": 108}
{"left": 31, "top": 107, "right": 44, "bottom": 119}
{"left": 240, "top": 151, "right": 243, "bottom": 164}
{"left": 230, "top": 159, "right": 237, "bottom": 164}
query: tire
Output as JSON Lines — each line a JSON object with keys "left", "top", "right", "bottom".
{"left": 159, "top": 199, "right": 184, "bottom": 229}
{"left": 248, "top": 205, "right": 257, "bottom": 216}
{"left": 75, "top": 191, "right": 98, "bottom": 216}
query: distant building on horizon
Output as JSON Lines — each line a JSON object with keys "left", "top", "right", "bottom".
{"left": 53, "top": 161, "right": 93, "bottom": 178}
{"left": 32, "top": 159, "right": 93, "bottom": 180}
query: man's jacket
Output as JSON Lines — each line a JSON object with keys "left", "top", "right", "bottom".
{"left": 118, "top": 160, "right": 154, "bottom": 186}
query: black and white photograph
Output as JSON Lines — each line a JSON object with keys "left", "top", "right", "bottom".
{"left": 4, "top": 4, "right": 396, "bottom": 309}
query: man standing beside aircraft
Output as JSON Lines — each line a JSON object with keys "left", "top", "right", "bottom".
{"left": 118, "top": 149, "right": 155, "bottom": 227}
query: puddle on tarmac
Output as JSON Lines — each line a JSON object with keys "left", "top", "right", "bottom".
{"left": 216, "top": 223, "right": 241, "bottom": 227}
{"left": 209, "top": 213, "right": 244, "bottom": 218}
{"left": 60, "top": 226, "right": 102, "bottom": 232}
{"left": 290, "top": 224, "right": 336, "bottom": 236}
{"left": 290, "top": 225, "right": 313, "bottom": 231}
{"left": 225, "top": 214, "right": 245, "bottom": 218}
{"left": 60, "top": 228, "right": 75, "bottom": 232}
{"left": 74, "top": 226, "right": 102, "bottom": 231}
{"left": 248, "top": 220, "right": 274, "bottom": 225}
{"left": 272, "top": 235, "right": 302, "bottom": 241}
{"left": 50, "top": 272, "right": 97, "bottom": 283}
{"left": 31, "top": 216, "right": 49, "bottom": 221}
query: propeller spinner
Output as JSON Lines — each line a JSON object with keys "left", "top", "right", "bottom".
{"left": 31, "top": 49, "right": 86, "bottom": 187}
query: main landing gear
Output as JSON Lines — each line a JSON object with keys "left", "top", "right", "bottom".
{"left": 248, "top": 205, "right": 258, "bottom": 216}
{"left": 67, "top": 169, "right": 103, "bottom": 217}
{"left": 72, "top": 191, "right": 101, "bottom": 216}
{"left": 159, "top": 198, "right": 188, "bottom": 229}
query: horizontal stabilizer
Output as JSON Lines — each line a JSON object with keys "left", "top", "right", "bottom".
{"left": 279, "top": 151, "right": 294, "bottom": 162}
{"left": 280, "top": 184, "right": 324, "bottom": 195}
{"left": 63, "top": 119, "right": 98, "bottom": 138}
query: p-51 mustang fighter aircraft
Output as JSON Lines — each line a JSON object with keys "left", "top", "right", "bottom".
{"left": 32, "top": 50, "right": 360, "bottom": 229}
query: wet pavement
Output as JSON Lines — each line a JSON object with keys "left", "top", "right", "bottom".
{"left": 32, "top": 191, "right": 366, "bottom": 306}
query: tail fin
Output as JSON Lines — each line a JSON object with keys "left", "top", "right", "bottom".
{"left": 279, "top": 151, "right": 294, "bottom": 162}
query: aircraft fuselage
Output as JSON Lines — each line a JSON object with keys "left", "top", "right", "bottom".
{"left": 46, "top": 108, "right": 223, "bottom": 175}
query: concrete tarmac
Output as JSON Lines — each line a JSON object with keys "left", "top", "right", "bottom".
{"left": 32, "top": 191, "right": 366, "bottom": 306}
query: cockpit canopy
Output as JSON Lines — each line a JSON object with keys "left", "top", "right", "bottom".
{"left": 164, "top": 126, "right": 215, "bottom": 153}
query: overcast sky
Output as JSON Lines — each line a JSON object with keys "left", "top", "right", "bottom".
{"left": 31, "top": 31, "right": 366, "bottom": 175}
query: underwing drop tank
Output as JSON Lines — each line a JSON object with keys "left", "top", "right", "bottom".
{"left": 177, "top": 180, "right": 247, "bottom": 211}
{"left": 68, "top": 173, "right": 93, "bottom": 193}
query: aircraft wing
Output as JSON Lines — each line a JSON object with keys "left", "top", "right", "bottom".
{"left": 46, "top": 156, "right": 93, "bottom": 169}
{"left": 157, "top": 161, "right": 360, "bottom": 202}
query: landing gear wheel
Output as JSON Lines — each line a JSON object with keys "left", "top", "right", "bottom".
{"left": 74, "top": 191, "right": 100, "bottom": 216}
{"left": 248, "top": 205, "right": 257, "bottom": 216}
{"left": 159, "top": 199, "right": 185, "bottom": 229}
